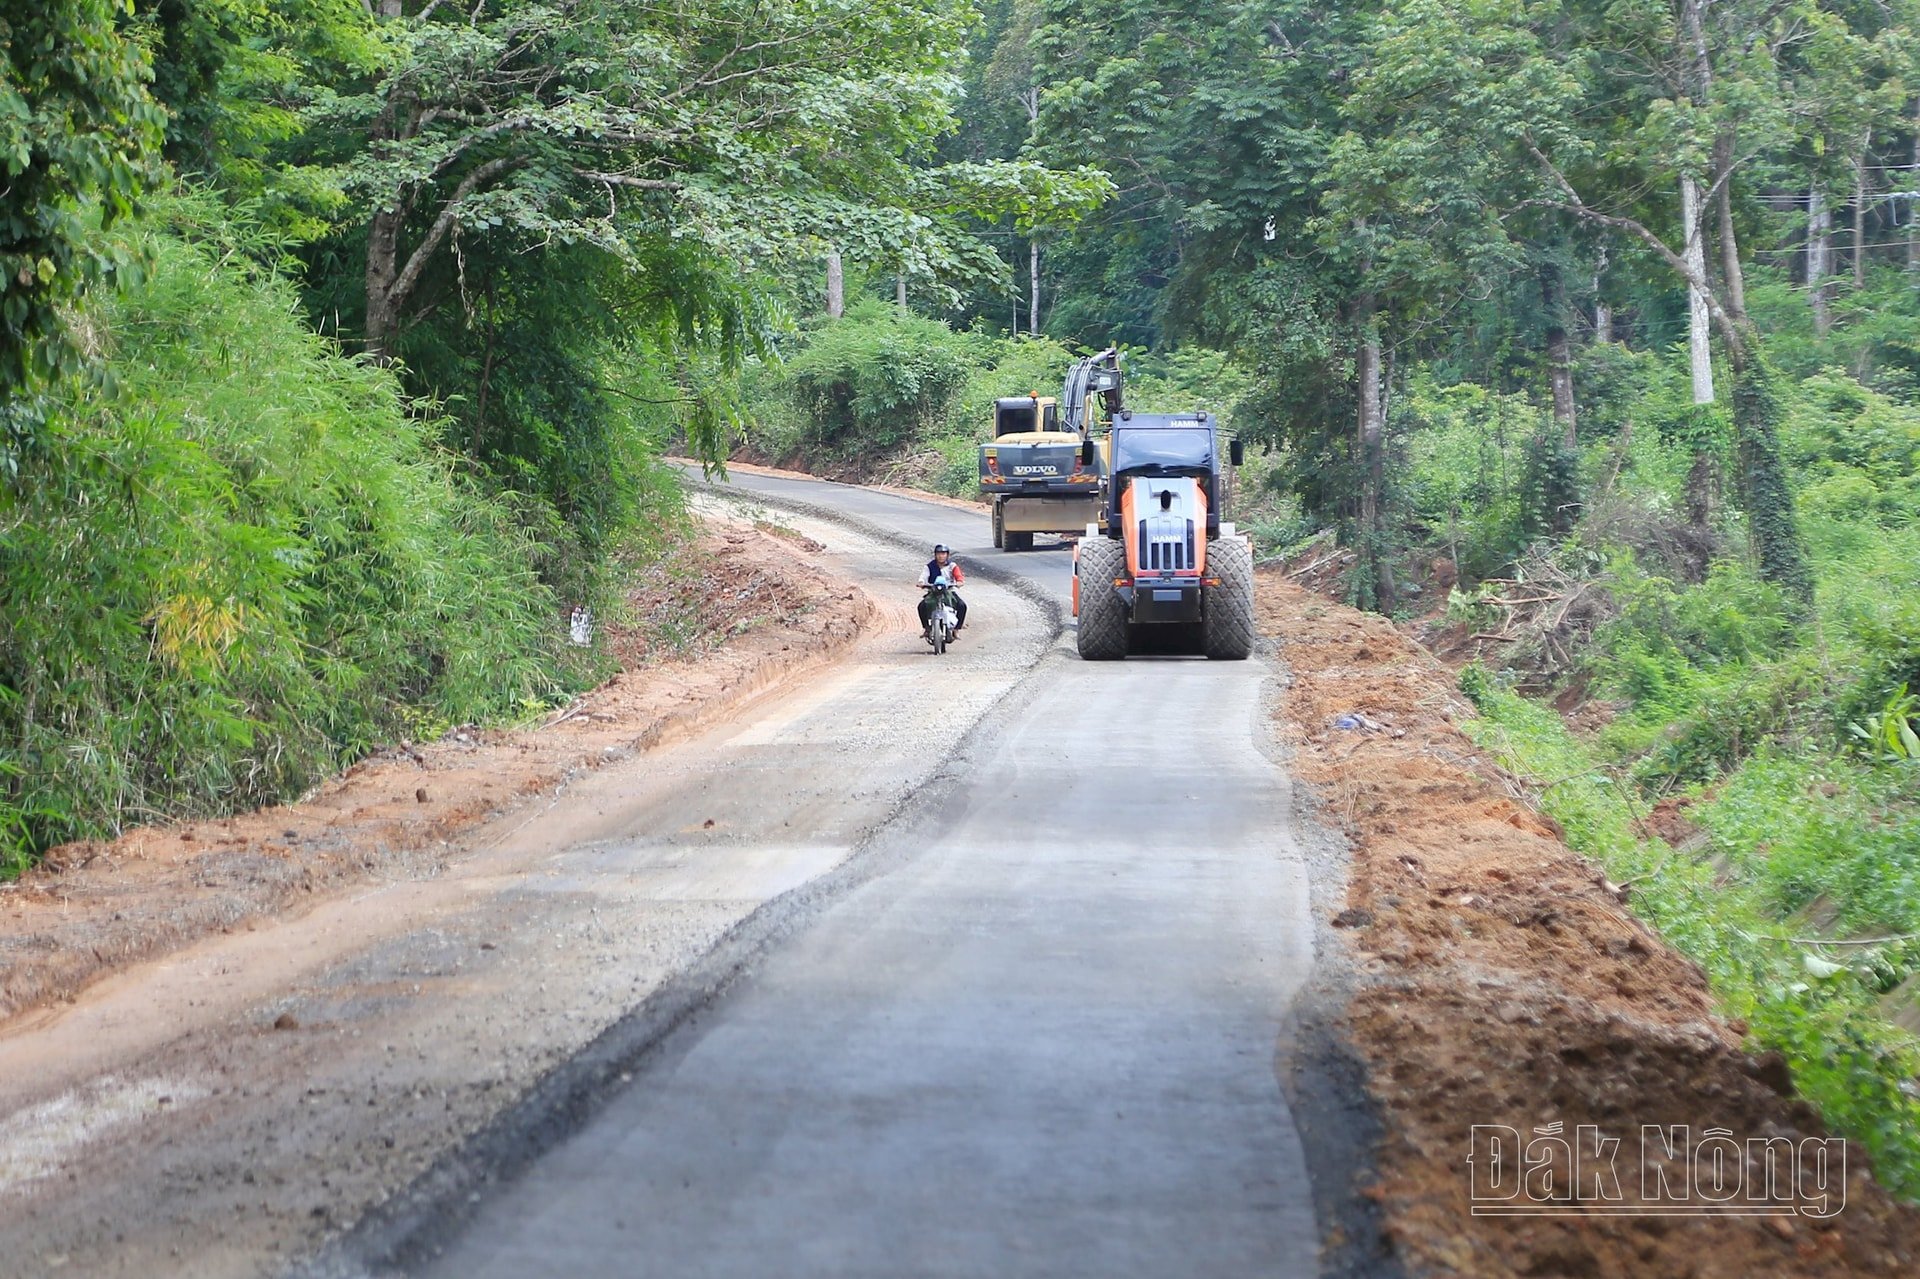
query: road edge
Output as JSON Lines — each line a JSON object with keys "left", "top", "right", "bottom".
{"left": 1254, "top": 648, "right": 1405, "bottom": 1279}
{"left": 296, "top": 482, "right": 1070, "bottom": 1279}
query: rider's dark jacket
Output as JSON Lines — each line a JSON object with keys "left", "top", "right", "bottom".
{"left": 921, "top": 558, "right": 966, "bottom": 587}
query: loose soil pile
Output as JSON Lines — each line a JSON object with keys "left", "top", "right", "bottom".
{"left": 1258, "top": 568, "right": 1920, "bottom": 1276}
{"left": 0, "top": 520, "right": 872, "bottom": 1024}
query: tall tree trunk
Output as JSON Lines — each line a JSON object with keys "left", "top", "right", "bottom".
{"left": 1680, "top": 172, "right": 1719, "bottom": 541}
{"left": 895, "top": 272, "right": 907, "bottom": 310}
{"left": 1727, "top": 347, "right": 1815, "bottom": 612}
{"left": 1681, "top": 175, "right": 1715, "bottom": 404}
{"left": 1681, "top": 421, "right": 1716, "bottom": 541}
{"left": 364, "top": 206, "right": 402, "bottom": 362}
{"left": 1028, "top": 239, "right": 1041, "bottom": 336}
{"left": 363, "top": 155, "right": 516, "bottom": 362}
{"left": 1354, "top": 291, "right": 1393, "bottom": 611}
{"left": 825, "top": 248, "right": 844, "bottom": 319}
{"left": 473, "top": 276, "right": 499, "bottom": 446}
{"left": 364, "top": 0, "right": 409, "bottom": 359}
{"left": 1679, "top": 0, "right": 1720, "bottom": 396}
{"left": 1712, "top": 132, "right": 1746, "bottom": 320}
{"left": 363, "top": 9, "right": 405, "bottom": 363}
{"left": 1020, "top": 87, "right": 1043, "bottom": 339}
{"left": 1853, "top": 143, "right": 1869, "bottom": 290}
{"left": 1539, "top": 263, "right": 1580, "bottom": 533}
{"left": 1592, "top": 245, "right": 1612, "bottom": 343}
{"left": 1541, "top": 264, "right": 1576, "bottom": 449}
{"left": 1808, "top": 184, "right": 1833, "bottom": 336}
{"left": 1676, "top": 0, "right": 1731, "bottom": 405}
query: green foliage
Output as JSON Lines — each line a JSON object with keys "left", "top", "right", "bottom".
{"left": 239, "top": 0, "right": 1108, "bottom": 589}
{"left": 1731, "top": 364, "right": 1816, "bottom": 609}
{"left": 741, "top": 300, "right": 1258, "bottom": 493}
{"left": 1849, "top": 684, "right": 1920, "bottom": 762}
{"left": 0, "top": 197, "right": 569, "bottom": 871}
{"left": 296, "top": 0, "right": 1103, "bottom": 369}
{"left": 1521, "top": 432, "right": 1581, "bottom": 536}
{"left": 1465, "top": 679, "right": 1920, "bottom": 1200}
{"left": 778, "top": 302, "right": 980, "bottom": 453}
{"left": 1398, "top": 377, "right": 1537, "bottom": 577}
{"left": 390, "top": 236, "right": 708, "bottom": 605}
{"left": 1750, "top": 998, "right": 1920, "bottom": 1203}
{"left": 949, "top": 329, "right": 1079, "bottom": 438}
{"left": 120, "top": 0, "right": 380, "bottom": 236}
{"left": 1782, "top": 367, "right": 1920, "bottom": 525}
{"left": 1818, "top": 522, "right": 1920, "bottom": 728}
{"left": 0, "top": 0, "right": 166, "bottom": 418}
{"left": 1699, "top": 749, "right": 1920, "bottom": 932}
{"left": 1031, "top": 0, "right": 1363, "bottom": 352}
{"left": 1123, "top": 346, "right": 1253, "bottom": 423}
{"left": 1602, "top": 558, "right": 1798, "bottom": 675}
{"left": 1583, "top": 556, "right": 1813, "bottom": 785}
{"left": 1744, "top": 254, "right": 1920, "bottom": 400}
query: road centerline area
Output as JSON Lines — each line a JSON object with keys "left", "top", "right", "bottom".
{"left": 385, "top": 475, "right": 1321, "bottom": 1279}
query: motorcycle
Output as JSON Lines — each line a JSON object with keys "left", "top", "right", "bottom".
{"left": 922, "top": 577, "right": 960, "bottom": 654}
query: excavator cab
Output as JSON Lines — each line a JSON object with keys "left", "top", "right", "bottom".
{"left": 979, "top": 348, "right": 1127, "bottom": 551}
{"left": 993, "top": 396, "right": 1060, "bottom": 438}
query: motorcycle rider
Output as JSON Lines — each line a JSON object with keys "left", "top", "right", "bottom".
{"left": 917, "top": 544, "right": 968, "bottom": 637}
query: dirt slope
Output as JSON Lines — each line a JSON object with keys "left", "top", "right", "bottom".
{"left": 0, "top": 519, "right": 871, "bottom": 1024}
{"left": 1258, "top": 569, "right": 1920, "bottom": 1276}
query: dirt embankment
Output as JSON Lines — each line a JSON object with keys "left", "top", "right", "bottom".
{"left": 1258, "top": 570, "right": 1920, "bottom": 1277}
{"left": 0, "top": 519, "right": 872, "bottom": 1024}
{"left": 722, "top": 445, "right": 990, "bottom": 509}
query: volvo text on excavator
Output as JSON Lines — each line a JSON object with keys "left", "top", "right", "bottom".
{"left": 977, "top": 349, "right": 1124, "bottom": 551}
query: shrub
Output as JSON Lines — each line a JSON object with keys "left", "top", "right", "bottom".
{"left": 1399, "top": 377, "right": 1535, "bottom": 578}
{"left": 780, "top": 302, "right": 978, "bottom": 453}
{"left": 0, "top": 201, "right": 569, "bottom": 873}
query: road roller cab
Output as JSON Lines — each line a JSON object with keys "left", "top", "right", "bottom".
{"left": 1071, "top": 411, "right": 1253, "bottom": 661}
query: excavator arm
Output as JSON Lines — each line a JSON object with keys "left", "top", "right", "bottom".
{"left": 1059, "top": 348, "right": 1124, "bottom": 439}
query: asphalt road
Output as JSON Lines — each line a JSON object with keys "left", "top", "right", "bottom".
{"left": 405, "top": 471, "right": 1322, "bottom": 1278}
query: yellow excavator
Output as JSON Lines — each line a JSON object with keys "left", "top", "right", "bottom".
{"left": 977, "top": 349, "right": 1123, "bottom": 551}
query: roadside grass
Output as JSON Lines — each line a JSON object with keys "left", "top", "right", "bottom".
{"left": 1461, "top": 672, "right": 1920, "bottom": 1200}
{"left": 0, "top": 199, "right": 582, "bottom": 876}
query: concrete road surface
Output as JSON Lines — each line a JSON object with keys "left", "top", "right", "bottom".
{"left": 397, "top": 471, "right": 1323, "bottom": 1278}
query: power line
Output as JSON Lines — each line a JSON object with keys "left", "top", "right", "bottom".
{"left": 1755, "top": 237, "right": 1920, "bottom": 251}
